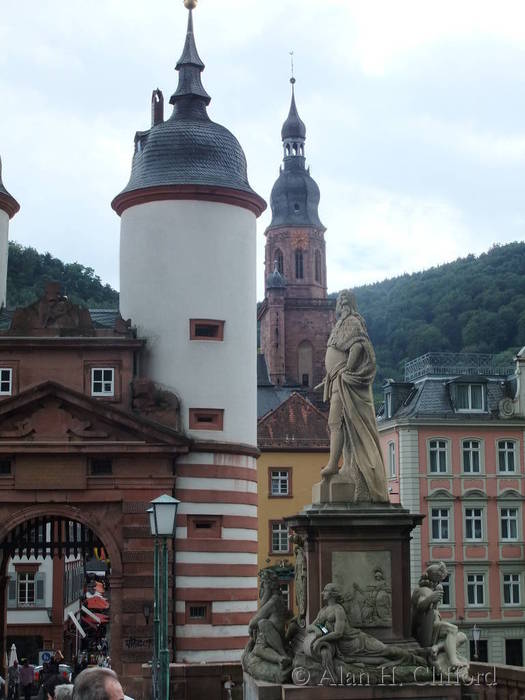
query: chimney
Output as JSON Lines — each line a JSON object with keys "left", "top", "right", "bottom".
{"left": 151, "top": 89, "right": 164, "bottom": 127}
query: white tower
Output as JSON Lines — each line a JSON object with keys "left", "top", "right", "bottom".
{"left": 0, "top": 158, "right": 19, "bottom": 308}
{"left": 113, "top": 1, "right": 266, "bottom": 662}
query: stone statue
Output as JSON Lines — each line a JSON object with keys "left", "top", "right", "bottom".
{"left": 242, "top": 569, "right": 292, "bottom": 683}
{"left": 411, "top": 562, "right": 468, "bottom": 679}
{"left": 290, "top": 533, "right": 307, "bottom": 622}
{"left": 316, "top": 289, "right": 388, "bottom": 502}
{"left": 305, "top": 583, "right": 424, "bottom": 668}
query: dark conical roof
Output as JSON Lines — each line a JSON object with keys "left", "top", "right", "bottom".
{"left": 0, "top": 157, "right": 19, "bottom": 219}
{"left": 112, "top": 5, "right": 265, "bottom": 215}
{"left": 281, "top": 80, "right": 306, "bottom": 140}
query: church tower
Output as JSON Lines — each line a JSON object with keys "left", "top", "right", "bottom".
{"left": 259, "top": 79, "right": 334, "bottom": 389}
{"left": 113, "top": 0, "right": 265, "bottom": 662}
{"left": 0, "top": 158, "right": 19, "bottom": 308}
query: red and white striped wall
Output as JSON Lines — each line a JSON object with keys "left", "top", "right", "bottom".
{"left": 175, "top": 449, "right": 258, "bottom": 663}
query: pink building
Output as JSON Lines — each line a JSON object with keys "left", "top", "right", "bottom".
{"left": 379, "top": 351, "right": 525, "bottom": 666}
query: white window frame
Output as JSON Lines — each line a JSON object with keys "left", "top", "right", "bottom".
{"left": 388, "top": 441, "right": 396, "bottom": 478}
{"left": 500, "top": 506, "right": 520, "bottom": 541}
{"left": 17, "top": 572, "right": 35, "bottom": 607}
{"left": 497, "top": 440, "right": 518, "bottom": 473}
{"left": 466, "top": 572, "right": 486, "bottom": 607}
{"left": 271, "top": 522, "right": 289, "bottom": 554}
{"left": 91, "top": 368, "right": 115, "bottom": 397}
{"left": 441, "top": 573, "right": 452, "bottom": 608}
{"left": 503, "top": 573, "right": 521, "bottom": 607}
{"left": 431, "top": 507, "right": 450, "bottom": 541}
{"left": 385, "top": 393, "right": 392, "bottom": 419}
{"left": 462, "top": 439, "right": 482, "bottom": 474}
{"left": 0, "top": 368, "right": 12, "bottom": 396}
{"left": 464, "top": 507, "right": 484, "bottom": 541}
{"left": 270, "top": 470, "right": 290, "bottom": 497}
{"left": 456, "top": 383, "right": 485, "bottom": 413}
{"left": 428, "top": 439, "right": 449, "bottom": 474}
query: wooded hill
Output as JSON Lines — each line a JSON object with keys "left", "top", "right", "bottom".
{"left": 6, "top": 242, "right": 118, "bottom": 309}
{"left": 346, "top": 241, "right": 525, "bottom": 385}
{"left": 6, "top": 240, "right": 525, "bottom": 387}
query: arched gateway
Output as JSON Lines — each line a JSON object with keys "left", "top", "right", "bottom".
{"left": 0, "top": 286, "right": 190, "bottom": 695}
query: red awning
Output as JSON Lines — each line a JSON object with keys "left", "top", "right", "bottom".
{"left": 85, "top": 596, "right": 110, "bottom": 611}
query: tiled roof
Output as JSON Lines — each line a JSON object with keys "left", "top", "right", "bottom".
{"left": 257, "top": 391, "right": 329, "bottom": 449}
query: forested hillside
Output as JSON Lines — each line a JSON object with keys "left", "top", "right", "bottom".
{"left": 348, "top": 242, "right": 525, "bottom": 384}
{"left": 6, "top": 242, "right": 118, "bottom": 309}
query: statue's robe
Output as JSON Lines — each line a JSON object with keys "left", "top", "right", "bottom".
{"left": 327, "top": 314, "right": 388, "bottom": 502}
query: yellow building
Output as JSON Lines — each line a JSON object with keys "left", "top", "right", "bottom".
{"left": 257, "top": 391, "right": 329, "bottom": 610}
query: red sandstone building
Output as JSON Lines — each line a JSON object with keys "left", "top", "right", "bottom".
{"left": 378, "top": 351, "right": 525, "bottom": 666}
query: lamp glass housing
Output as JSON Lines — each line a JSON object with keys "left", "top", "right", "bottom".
{"left": 150, "top": 495, "right": 179, "bottom": 537}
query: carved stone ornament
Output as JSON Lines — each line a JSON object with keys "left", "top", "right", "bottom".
{"left": 131, "top": 378, "right": 181, "bottom": 430}
{"left": 9, "top": 282, "right": 94, "bottom": 335}
{"left": 411, "top": 562, "right": 469, "bottom": 681}
{"left": 242, "top": 569, "right": 292, "bottom": 684}
{"left": 0, "top": 399, "right": 109, "bottom": 440}
{"left": 292, "top": 582, "right": 432, "bottom": 685}
{"left": 499, "top": 397, "right": 515, "bottom": 418}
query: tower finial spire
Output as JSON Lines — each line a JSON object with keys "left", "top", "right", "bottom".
{"left": 289, "top": 51, "right": 295, "bottom": 83}
{"left": 170, "top": 0, "right": 211, "bottom": 108}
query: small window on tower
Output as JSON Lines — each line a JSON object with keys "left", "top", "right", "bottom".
{"left": 302, "top": 374, "right": 309, "bottom": 387}
{"left": 275, "top": 249, "right": 284, "bottom": 275}
{"left": 90, "top": 459, "right": 113, "bottom": 476}
{"left": 315, "top": 250, "right": 322, "bottom": 283}
{"left": 294, "top": 203, "right": 300, "bottom": 213}
{"left": 189, "top": 408, "right": 224, "bottom": 431}
{"left": 189, "top": 319, "right": 225, "bottom": 341}
{"left": 185, "top": 601, "right": 211, "bottom": 624}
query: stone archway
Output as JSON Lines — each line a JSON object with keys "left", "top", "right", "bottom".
{"left": 0, "top": 504, "right": 124, "bottom": 678}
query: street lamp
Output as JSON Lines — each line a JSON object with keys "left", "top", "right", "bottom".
{"left": 472, "top": 624, "right": 481, "bottom": 661}
{"left": 148, "top": 495, "right": 179, "bottom": 700}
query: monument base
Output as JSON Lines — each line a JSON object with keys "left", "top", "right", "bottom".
{"left": 286, "top": 501, "right": 423, "bottom": 643}
{"left": 244, "top": 673, "right": 462, "bottom": 700}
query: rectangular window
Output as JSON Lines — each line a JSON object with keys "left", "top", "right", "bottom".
{"left": 467, "top": 573, "right": 485, "bottom": 606}
{"left": 187, "top": 516, "right": 221, "bottom": 539}
{"left": 0, "top": 459, "right": 11, "bottom": 475}
{"left": 18, "top": 573, "right": 35, "bottom": 606}
{"left": 498, "top": 441, "right": 516, "bottom": 473}
{"left": 462, "top": 440, "right": 481, "bottom": 473}
{"left": 0, "top": 368, "right": 12, "bottom": 395}
{"left": 91, "top": 368, "right": 115, "bottom": 397}
{"left": 431, "top": 508, "right": 449, "bottom": 540}
{"left": 465, "top": 508, "right": 483, "bottom": 540}
{"left": 189, "top": 408, "right": 224, "bottom": 431}
{"left": 388, "top": 442, "right": 396, "bottom": 478}
{"left": 189, "top": 319, "right": 225, "bottom": 341}
{"left": 271, "top": 522, "right": 289, "bottom": 553}
{"left": 429, "top": 440, "right": 447, "bottom": 473}
{"left": 441, "top": 575, "right": 450, "bottom": 606}
{"left": 185, "top": 601, "right": 211, "bottom": 624}
{"left": 503, "top": 573, "right": 521, "bottom": 605}
{"left": 270, "top": 470, "right": 290, "bottom": 497}
{"left": 90, "top": 459, "right": 113, "bottom": 476}
{"left": 457, "top": 383, "right": 484, "bottom": 411}
{"left": 501, "top": 508, "right": 519, "bottom": 540}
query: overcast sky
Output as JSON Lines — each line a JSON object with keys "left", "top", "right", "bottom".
{"left": 2, "top": 0, "right": 525, "bottom": 300}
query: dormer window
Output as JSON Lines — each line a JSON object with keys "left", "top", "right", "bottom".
{"left": 91, "top": 368, "right": 115, "bottom": 397}
{"left": 0, "top": 368, "right": 12, "bottom": 395}
{"left": 456, "top": 383, "right": 484, "bottom": 411}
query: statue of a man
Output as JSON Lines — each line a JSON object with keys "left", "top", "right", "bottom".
{"left": 317, "top": 289, "right": 388, "bottom": 502}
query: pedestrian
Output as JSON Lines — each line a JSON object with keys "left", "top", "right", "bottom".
{"left": 7, "top": 661, "right": 19, "bottom": 700}
{"left": 73, "top": 668, "right": 125, "bottom": 700}
{"left": 52, "top": 683, "right": 73, "bottom": 700}
{"left": 19, "top": 659, "right": 34, "bottom": 700}
{"left": 0, "top": 673, "right": 5, "bottom": 699}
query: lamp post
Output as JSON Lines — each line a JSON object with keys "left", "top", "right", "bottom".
{"left": 148, "top": 495, "right": 179, "bottom": 700}
{"left": 472, "top": 624, "right": 481, "bottom": 661}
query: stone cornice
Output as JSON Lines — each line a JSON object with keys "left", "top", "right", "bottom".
{"left": 112, "top": 184, "right": 266, "bottom": 218}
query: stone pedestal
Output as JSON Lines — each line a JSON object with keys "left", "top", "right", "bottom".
{"left": 286, "top": 502, "right": 423, "bottom": 644}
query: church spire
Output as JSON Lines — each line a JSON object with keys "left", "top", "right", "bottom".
{"left": 170, "top": 0, "right": 211, "bottom": 109}
{"left": 281, "top": 77, "right": 306, "bottom": 159}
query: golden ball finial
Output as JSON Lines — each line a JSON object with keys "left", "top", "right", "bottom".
{"left": 184, "top": 0, "right": 198, "bottom": 9}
